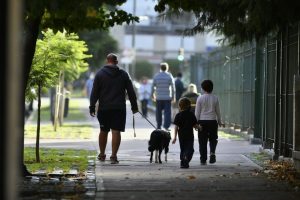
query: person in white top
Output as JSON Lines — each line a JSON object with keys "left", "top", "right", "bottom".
{"left": 195, "top": 80, "right": 224, "bottom": 165}
{"left": 138, "top": 77, "right": 152, "bottom": 117}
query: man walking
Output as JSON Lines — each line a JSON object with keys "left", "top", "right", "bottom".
{"left": 175, "top": 72, "right": 185, "bottom": 102}
{"left": 89, "top": 53, "right": 138, "bottom": 164}
{"left": 172, "top": 72, "right": 185, "bottom": 120}
{"left": 151, "top": 62, "right": 175, "bottom": 131}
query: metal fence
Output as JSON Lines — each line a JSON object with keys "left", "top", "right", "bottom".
{"left": 190, "top": 43, "right": 256, "bottom": 131}
{"left": 190, "top": 24, "right": 300, "bottom": 158}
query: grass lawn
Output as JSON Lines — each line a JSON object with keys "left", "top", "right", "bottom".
{"left": 218, "top": 131, "right": 244, "bottom": 140}
{"left": 31, "top": 98, "right": 88, "bottom": 122}
{"left": 70, "top": 88, "right": 86, "bottom": 98}
{"left": 27, "top": 97, "right": 93, "bottom": 139}
{"left": 25, "top": 123, "right": 92, "bottom": 139}
{"left": 24, "top": 147, "right": 96, "bottom": 174}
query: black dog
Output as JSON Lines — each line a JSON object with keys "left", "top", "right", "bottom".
{"left": 148, "top": 129, "right": 171, "bottom": 163}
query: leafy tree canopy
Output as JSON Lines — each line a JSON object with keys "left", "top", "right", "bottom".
{"left": 26, "top": 29, "right": 91, "bottom": 101}
{"left": 135, "top": 60, "right": 154, "bottom": 81}
{"left": 25, "top": 0, "right": 139, "bottom": 32}
{"left": 78, "top": 30, "right": 118, "bottom": 71}
{"left": 155, "top": 0, "right": 300, "bottom": 45}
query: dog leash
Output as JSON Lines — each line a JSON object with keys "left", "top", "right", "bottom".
{"left": 138, "top": 111, "right": 157, "bottom": 129}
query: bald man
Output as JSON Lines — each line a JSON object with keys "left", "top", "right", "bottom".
{"left": 89, "top": 53, "right": 138, "bottom": 164}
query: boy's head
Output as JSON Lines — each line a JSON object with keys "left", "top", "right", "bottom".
{"left": 178, "top": 97, "right": 191, "bottom": 111}
{"left": 201, "top": 79, "right": 213, "bottom": 93}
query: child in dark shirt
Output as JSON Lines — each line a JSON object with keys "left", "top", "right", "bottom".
{"left": 172, "top": 97, "right": 201, "bottom": 168}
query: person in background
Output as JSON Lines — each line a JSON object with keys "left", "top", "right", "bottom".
{"left": 172, "top": 72, "right": 185, "bottom": 121}
{"left": 182, "top": 83, "right": 200, "bottom": 113}
{"left": 175, "top": 72, "right": 185, "bottom": 102}
{"left": 195, "top": 79, "right": 224, "bottom": 165}
{"left": 151, "top": 62, "right": 175, "bottom": 131}
{"left": 89, "top": 53, "right": 138, "bottom": 164}
{"left": 85, "top": 72, "right": 95, "bottom": 98}
{"left": 138, "top": 76, "right": 151, "bottom": 117}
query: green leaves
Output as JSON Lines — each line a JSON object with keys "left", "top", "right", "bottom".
{"left": 155, "top": 0, "right": 300, "bottom": 45}
{"left": 26, "top": 29, "right": 91, "bottom": 101}
{"left": 78, "top": 30, "right": 118, "bottom": 71}
{"left": 25, "top": 0, "right": 139, "bottom": 33}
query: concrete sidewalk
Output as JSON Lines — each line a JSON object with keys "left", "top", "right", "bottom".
{"left": 23, "top": 99, "right": 299, "bottom": 199}
{"left": 94, "top": 109, "right": 299, "bottom": 200}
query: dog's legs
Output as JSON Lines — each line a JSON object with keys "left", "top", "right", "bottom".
{"left": 155, "top": 150, "right": 158, "bottom": 163}
{"left": 165, "top": 146, "right": 169, "bottom": 162}
{"left": 158, "top": 149, "right": 162, "bottom": 164}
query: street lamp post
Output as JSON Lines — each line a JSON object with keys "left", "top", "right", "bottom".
{"left": 131, "top": 0, "right": 137, "bottom": 80}
{"left": 178, "top": 36, "right": 184, "bottom": 71}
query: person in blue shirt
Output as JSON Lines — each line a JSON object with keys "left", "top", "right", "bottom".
{"left": 151, "top": 62, "right": 175, "bottom": 131}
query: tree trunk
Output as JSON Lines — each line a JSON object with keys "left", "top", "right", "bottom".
{"left": 35, "top": 83, "right": 41, "bottom": 163}
{"left": 21, "top": 13, "right": 43, "bottom": 175}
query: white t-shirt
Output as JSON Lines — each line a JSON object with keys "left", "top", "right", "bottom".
{"left": 195, "top": 93, "right": 221, "bottom": 123}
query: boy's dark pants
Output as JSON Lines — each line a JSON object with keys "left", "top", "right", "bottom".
{"left": 198, "top": 120, "right": 218, "bottom": 163}
{"left": 179, "top": 138, "right": 194, "bottom": 164}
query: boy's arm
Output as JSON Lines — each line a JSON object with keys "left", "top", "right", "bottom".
{"left": 172, "top": 125, "right": 179, "bottom": 144}
{"left": 215, "top": 98, "right": 224, "bottom": 127}
{"left": 195, "top": 96, "right": 201, "bottom": 121}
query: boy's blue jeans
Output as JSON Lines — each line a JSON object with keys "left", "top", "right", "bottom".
{"left": 155, "top": 100, "right": 171, "bottom": 129}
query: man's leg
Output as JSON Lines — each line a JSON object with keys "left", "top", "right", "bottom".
{"left": 111, "top": 129, "right": 121, "bottom": 158}
{"left": 156, "top": 100, "right": 163, "bottom": 129}
{"left": 163, "top": 100, "right": 171, "bottom": 130}
{"left": 98, "top": 130, "right": 108, "bottom": 160}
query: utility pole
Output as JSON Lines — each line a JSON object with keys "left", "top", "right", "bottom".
{"left": 178, "top": 36, "right": 184, "bottom": 72}
{"left": 131, "top": 0, "right": 137, "bottom": 80}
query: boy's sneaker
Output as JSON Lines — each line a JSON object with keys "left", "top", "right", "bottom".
{"left": 200, "top": 161, "right": 207, "bottom": 165}
{"left": 110, "top": 156, "right": 119, "bottom": 164}
{"left": 209, "top": 155, "right": 216, "bottom": 164}
{"left": 180, "top": 161, "right": 189, "bottom": 168}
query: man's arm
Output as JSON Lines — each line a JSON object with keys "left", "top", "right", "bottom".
{"left": 89, "top": 75, "right": 99, "bottom": 117}
{"left": 151, "top": 78, "right": 156, "bottom": 102}
{"left": 125, "top": 73, "right": 138, "bottom": 113}
{"left": 170, "top": 76, "right": 176, "bottom": 102}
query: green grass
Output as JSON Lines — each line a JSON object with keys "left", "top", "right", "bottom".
{"left": 32, "top": 98, "right": 88, "bottom": 122}
{"left": 25, "top": 124, "right": 92, "bottom": 139}
{"left": 248, "top": 152, "right": 272, "bottom": 166}
{"left": 24, "top": 147, "right": 96, "bottom": 173}
{"left": 70, "top": 88, "right": 86, "bottom": 98}
{"left": 218, "top": 131, "right": 244, "bottom": 140}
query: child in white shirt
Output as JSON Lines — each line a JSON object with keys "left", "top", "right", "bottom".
{"left": 195, "top": 80, "right": 224, "bottom": 165}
